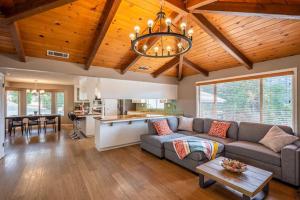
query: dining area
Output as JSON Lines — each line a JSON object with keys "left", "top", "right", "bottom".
{"left": 5, "top": 114, "right": 61, "bottom": 137}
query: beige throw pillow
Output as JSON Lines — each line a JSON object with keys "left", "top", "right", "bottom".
{"left": 259, "top": 126, "right": 299, "bottom": 152}
{"left": 178, "top": 116, "right": 194, "bottom": 132}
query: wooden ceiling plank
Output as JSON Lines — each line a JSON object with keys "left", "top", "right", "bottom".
{"left": 178, "top": 54, "right": 184, "bottom": 80}
{"left": 9, "top": 21, "right": 26, "bottom": 62}
{"left": 187, "top": 0, "right": 218, "bottom": 11}
{"left": 192, "top": 2, "right": 300, "bottom": 20}
{"left": 2, "top": 0, "right": 78, "bottom": 24}
{"left": 120, "top": 12, "right": 183, "bottom": 74}
{"left": 152, "top": 56, "right": 179, "bottom": 78}
{"left": 183, "top": 57, "right": 208, "bottom": 76}
{"left": 85, "top": 0, "right": 122, "bottom": 70}
{"left": 191, "top": 13, "right": 253, "bottom": 69}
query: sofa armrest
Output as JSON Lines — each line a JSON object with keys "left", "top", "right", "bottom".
{"left": 281, "top": 144, "right": 300, "bottom": 186}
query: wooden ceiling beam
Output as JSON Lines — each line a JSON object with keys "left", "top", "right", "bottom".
{"left": 178, "top": 55, "right": 184, "bottom": 80}
{"left": 1, "top": 0, "right": 78, "bottom": 24}
{"left": 183, "top": 57, "right": 208, "bottom": 76}
{"left": 85, "top": 0, "right": 122, "bottom": 70}
{"left": 120, "top": 12, "right": 182, "bottom": 74}
{"left": 152, "top": 57, "right": 179, "bottom": 78}
{"left": 191, "top": 13, "right": 253, "bottom": 69}
{"left": 9, "top": 22, "right": 26, "bottom": 62}
{"left": 186, "top": 0, "right": 218, "bottom": 11}
{"left": 163, "top": 0, "right": 188, "bottom": 14}
{"left": 192, "top": 2, "right": 300, "bottom": 20}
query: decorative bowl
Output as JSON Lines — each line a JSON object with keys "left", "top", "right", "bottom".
{"left": 220, "top": 158, "right": 247, "bottom": 173}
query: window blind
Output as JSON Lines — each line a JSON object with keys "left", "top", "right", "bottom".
{"left": 198, "top": 72, "right": 294, "bottom": 128}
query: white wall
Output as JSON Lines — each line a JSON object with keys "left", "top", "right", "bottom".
{"left": 178, "top": 55, "right": 300, "bottom": 131}
{"left": 0, "top": 54, "right": 178, "bottom": 85}
{"left": 100, "top": 78, "right": 178, "bottom": 99}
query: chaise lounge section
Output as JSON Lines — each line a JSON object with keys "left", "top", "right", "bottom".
{"left": 140, "top": 117, "right": 300, "bottom": 186}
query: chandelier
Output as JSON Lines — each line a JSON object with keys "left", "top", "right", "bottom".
{"left": 129, "top": 2, "right": 193, "bottom": 58}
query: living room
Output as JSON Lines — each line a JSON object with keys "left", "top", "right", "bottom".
{"left": 0, "top": 0, "right": 300, "bottom": 199}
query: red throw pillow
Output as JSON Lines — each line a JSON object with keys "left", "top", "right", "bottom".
{"left": 152, "top": 119, "right": 173, "bottom": 136}
{"left": 208, "top": 121, "right": 231, "bottom": 138}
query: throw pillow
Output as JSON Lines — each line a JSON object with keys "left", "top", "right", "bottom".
{"left": 178, "top": 116, "right": 194, "bottom": 132}
{"left": 259, "top": 126, "right": 299, "bottom": 152}
{"left": 152, "top": 119, "right": 173, "bottom": 136}
{"left": 208, "top": 121, "right": 231, "bottom": 138}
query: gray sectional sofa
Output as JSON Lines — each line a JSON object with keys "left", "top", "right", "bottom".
{"left": 140, "top": 116, "right": 300, "bottom": 186}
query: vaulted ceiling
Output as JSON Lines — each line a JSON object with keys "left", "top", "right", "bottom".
{"left": 0, "top": 0, "right": 300, "bottom": 80}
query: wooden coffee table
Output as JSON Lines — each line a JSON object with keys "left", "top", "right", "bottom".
{"left": 196, "top": 156, "right": 273, "bottom": 200}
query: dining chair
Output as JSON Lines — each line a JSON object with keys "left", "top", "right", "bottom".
{"left": 27, "top": 116, "right": 41, "bottom": 135}
{"left": 9, "top": 117, "right": 25, "bottom": 136}
{"left": 44, "top": 116, "right": 57, "bottom": 133}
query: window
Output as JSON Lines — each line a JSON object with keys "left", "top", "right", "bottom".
{"left": 26, "top": 92, "right": 39, "bottom": 115}
{"left": 6, "top": 90, "right": 19, "bottom": 116}
{"left": 56, "top": 92, "right": 64, "bottom": 116}
{"left": 198, "top": 73, "right": 294, "bottom": 128}
{"left": 40, "top": 92, "right": 52, "bottom": 114}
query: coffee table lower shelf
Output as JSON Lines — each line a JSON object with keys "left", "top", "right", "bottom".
{"left": 196, "top": 157, "right": 273, "bottom": 200}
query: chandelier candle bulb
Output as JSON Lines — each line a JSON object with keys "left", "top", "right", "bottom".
{"left": 154, "top": 46, "right": 159, "bottom": 56}
{"left": 143, "top": 45, "right": 148, "bottom": 52}
{"left": 166, "top": 46, "right": 171, "bottom": 55}
{"left": 147, "top": 19, "right": 154, "bottom": 33}
{"left": 165, "top": 18, "right": 172, "bottom": 32}
{"left": 129, "top": 33, "right": 135, "bottom": 41}
{"left": 177, "top": 43, "right": 183, "bottom": 51}
{"left": 188, "top": 29, "right": 194, "bottom": 40}
{"left": 134, "top": 25, "right": 140, "bottom": 37}
{"left": 180, "top": 22, "right": 187, "bottom": 35}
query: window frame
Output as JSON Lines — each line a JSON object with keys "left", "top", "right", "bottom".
{"left": 196, "top": 69, "right": 297, "bottom": 131}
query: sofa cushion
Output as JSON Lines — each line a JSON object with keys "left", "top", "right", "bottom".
{"left": 164, "top": 136, "right": 224, "bottom": 161}
{"left": 148, "top": 117, "right": 178, "bottom": 135}
{"left": 140, "top": 133, "right": 185, "bottom": 148}
{"left": 238, "top": 122, "right": 294, "bottom": 143}
{"left": 196, "top": 133, "right": 235, "bottom": 145}
{"left": 178, "top": 116, "right": 194, "bottom": 131}
{"left": 226, "top": 141, "right": 281, "bottom": 166}
{"left": 152, "top": 119, "right": 173, "bottom": 136}
{"left": 208, "top": 121, "right": 231, "bottom": 139}
{"left": 204, "top": 118, "right": 239, "bottom": 140}
{"left": 193, "top": 118, "right": 204, "bottom": 133}
{"left": 177, "top": 130, "right": 198, "bottom": 136}
{"left": 259, "top": 126, "right": 299, "bottom": 152}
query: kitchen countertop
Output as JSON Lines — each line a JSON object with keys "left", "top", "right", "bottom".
{"left": 94, "top": 114, "right": 173, "bottom": 124}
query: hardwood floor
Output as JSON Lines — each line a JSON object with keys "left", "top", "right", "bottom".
{"left": 0, "top": 126, "right": 299, "bottom": 200}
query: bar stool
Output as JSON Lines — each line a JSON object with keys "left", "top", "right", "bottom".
{"left": 68, "top": 112, "right": 85, "bottom": 139}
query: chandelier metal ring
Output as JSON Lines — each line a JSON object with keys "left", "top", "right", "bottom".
{"left": 129, "top": 1, "right": 193, "bottom": 59}
{"left": 131, "top": 32, "right": 192, "bottom": 58}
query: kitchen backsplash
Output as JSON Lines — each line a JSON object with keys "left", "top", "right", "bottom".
{"left": 135, "top": 100, "right": 180, "bottom": 115}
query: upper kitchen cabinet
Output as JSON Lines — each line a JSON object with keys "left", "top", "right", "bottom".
{"left": 99, "top": 78, "right": 177, "bottom": 99}
{"left": 74, "top": 77, "right": 101, "bottom": 101}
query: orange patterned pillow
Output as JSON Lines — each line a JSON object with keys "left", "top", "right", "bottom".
{"left": 152, "top": 119, "right": 173, "bottom": 136}
{"left": 208, "top": 121, "right": 231, "bottom": 138}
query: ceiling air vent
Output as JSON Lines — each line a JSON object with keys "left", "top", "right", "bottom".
{"left": 47, "top": 50, "right": 69, "bottom": 59}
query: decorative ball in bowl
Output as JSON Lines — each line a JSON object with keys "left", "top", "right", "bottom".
{"left": 220, "top": 159, "right": 247, "bottom": 173}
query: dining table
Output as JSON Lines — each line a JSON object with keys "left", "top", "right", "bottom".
{"left": 5, "top": 114, "right": 61, "bottom": 134}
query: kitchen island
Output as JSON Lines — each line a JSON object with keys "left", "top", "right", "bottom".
{"left": 94, "top": 114, "right": 172, "bottom": 151}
